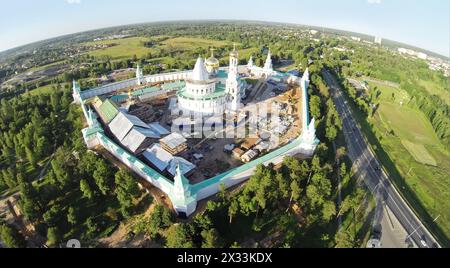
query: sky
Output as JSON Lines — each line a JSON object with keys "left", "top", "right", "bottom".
{"left": 0, "top": 0, "right": 449, "bottom": 56}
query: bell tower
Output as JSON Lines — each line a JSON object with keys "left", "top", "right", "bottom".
{"left": 226, "top": 44, "right": 240, "bottom": 111}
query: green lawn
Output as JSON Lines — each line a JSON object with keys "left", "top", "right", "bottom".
{"left": 417, "top": 79, "right": 450, "bottom": 106}
{"left": 342, "top": 78, "right": 450, "bottom": 246}
{"left": 369, "top": 82, "right": 409, "bottom": 104}
{"left": 23, "top": 83, "right": 68, "bottom": 96}
{"left": 377, "top": 102, "right": 440, "bottom": 146}
{"left": 85, "top": 37, "right": 154, "bottom": 60}
{"left": 401, "top": 140, "right": 437, "bottom": 166}
{"left": 84, "top": 36, "right": 233, "bottom": 61}
{"left": 161, "top": 37, "right": 230, "bottom": 50}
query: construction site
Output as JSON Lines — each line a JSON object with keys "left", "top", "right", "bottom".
{"left": 87, "top": 74, "right": 303, "bottom": 186}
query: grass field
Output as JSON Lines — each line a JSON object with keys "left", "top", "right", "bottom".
{"left": 85, "top": 37, "right": 154, "bottom": 60}
{"left": 417, "top": 79, "right": 450, "bottom": 106}
{"left": 377, "top": 102, "right": 440, "bottom": 145}
{"left": 84, "top": 36, "right": 234, "bottom": 61}
{"left": 369, "top": 82, "right": 409, "bottom": 104}
{"left": 401, "top": 140, "right": 437, "bottom": 166}
{"left": 344, "top": 78, "right": 450, "bottom": 245}
{"left": 23, "top": 83, "right": 68, "bottom": 96}
{"left": 161, "top": 37, "right": 230, "bottom": 50}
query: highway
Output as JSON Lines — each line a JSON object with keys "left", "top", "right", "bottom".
{"left": 322, "top": 70, "right": 440, "bottom": 248}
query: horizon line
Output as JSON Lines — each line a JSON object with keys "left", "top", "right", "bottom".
{"left": 1, "top": 19, "right": 449, "bottom": 59}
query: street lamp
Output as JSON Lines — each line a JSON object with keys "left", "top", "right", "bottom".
{"left": 405, "top": 215, "right": 440, "bottom": 242}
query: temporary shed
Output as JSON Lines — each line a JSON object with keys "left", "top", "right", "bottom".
{"left": 160, "top": 132, "right": 188, "bottom": 155}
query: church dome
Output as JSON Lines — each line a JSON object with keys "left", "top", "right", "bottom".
{"left": 205, "top": 56, "right": 219, "bottom": 67}
{"left": 230, "top": 44, "right": 239, "bottom": 58}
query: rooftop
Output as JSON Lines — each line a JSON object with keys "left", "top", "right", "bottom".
{"left": 160, "top": 132, "right": 188, "bottom": 149}
{"left": 191, "top": 57, "right": 211, "bottom": 82}
{"left": 177, "top": 82, "right": 227, "bottom": 101}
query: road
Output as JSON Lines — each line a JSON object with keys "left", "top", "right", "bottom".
{"left": 322, "top": 70, "right": 440, "bottom": 248}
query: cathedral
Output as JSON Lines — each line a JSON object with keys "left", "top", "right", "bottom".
{"left": 177, "top": 46, "right": 245, "bottom": 116}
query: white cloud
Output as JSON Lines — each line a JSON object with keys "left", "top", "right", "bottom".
{"left": 367, "top": 0, "right": 382, "bottom": 4}
{"left": 66, "top": 0, "right": 81, "bottom": 4}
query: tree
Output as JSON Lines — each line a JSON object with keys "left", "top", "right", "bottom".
{"left": 338, "top": 188, "right": 365, "bottom": 216}
{"left": 228, "top": 199, "right": 239, "bottom": 224}
{"left": 80, "top": 179, "right": 94, "bottom": 200}
{"left": 148, "top": 204, "right": 174, "bottom": 237}
{"left": 201, "top": 228, "right": 222, "bottom": 248}
{"left": 114, "top": 169, "right": 140, "bottom": 218}
{"left": 217, "top": 183, "right": 227, "bottom": 202}
{"left": 165, "top": 223, "right": 194, "bottom": 248}
{"left": 309, "top": 95, "right": 322, "bottom": 119}
{"left": 334, "top": 230, "right": 355, "bottom": 248}
{"left": 321, "top": 200, "right": 336, "bottom": 222}
{"left": 86, "top": 217, "right": 99, "bottom": 238}
{"left": 325, "top": 125, "right": 337, "bottom": 142}
{"left": 93, "top": 159, "right": 113, "bottom": 195}
{"left": 67, "top": 207, "right": 78, "bottom": 226}
{"left": 47, "top": 226, "right": 62, "bottom": 246}
{"left": 287, "top": 180, "right": 301, "bottom": 211}
{"left": 0, "top": 223, "right": 26, "bottom": 248}
{"left": 43, "top": 204, "right": 62, "bottom": 227}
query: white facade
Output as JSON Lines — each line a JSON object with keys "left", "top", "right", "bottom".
{"left": 247, "top": 50, "right": 276, "bottom": 78}
{"left": 177, "top": 48, "right": 244, "bottom": 116}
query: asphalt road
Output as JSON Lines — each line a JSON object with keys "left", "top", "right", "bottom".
{"left": 322, "top": 70, "right": 440, "bottom": 248}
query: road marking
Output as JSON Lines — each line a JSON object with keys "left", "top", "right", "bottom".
{"left": 324, "top": 71, "right": 439, "bottom": 247}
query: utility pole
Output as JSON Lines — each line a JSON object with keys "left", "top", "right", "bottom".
{"left": 405, "top": 215, "right": 440, "bottom": 241}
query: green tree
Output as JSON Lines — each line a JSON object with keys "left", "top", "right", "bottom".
{"left": 0, "top": 223, "right": 26, "bottom": 248}
{"left": 43, "top": 204, "right": 62, "bottom": 227}
{"left": 148, "top": 204, "right": 174, "bottom": 237}
{"left": 93, "top": 159, "right": 113, "bottom": 195}
{"left": 228, "top": 199, "right": 239, "bottom": 224}
{"left": 47, "top": 226, "right": 62, "bottom": 246}
{"left": 80, "top": 179, "right": 94, "bottom": 200}
{"left": 165, "top": 223, "right": 194, "bottom": 248}
{"left": 201, "top": 228, "right": 222, "bottom": 248}
{"left": 309, "top": 95, "right": 322, "bottom": 119}
{"left": 67, "top": 207, "right": 78, "bottom": 226}
{"left": 114, "top": 169, "right": 140, "bottom": 218}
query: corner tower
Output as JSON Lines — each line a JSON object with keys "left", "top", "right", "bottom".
{"left": 136, "top": 64, "right": 144, "bottom": 85}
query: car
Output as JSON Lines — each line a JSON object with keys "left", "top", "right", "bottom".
{"left": 420, "top": 239, "right": 428, "bottom": 248}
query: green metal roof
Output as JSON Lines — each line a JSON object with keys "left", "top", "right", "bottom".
{"left": 177, "top": 82, "right": 227, "bottom": 101}
{"left": 216, "top": 70, "right": 228, "bottom": 79}
{"left": 132, "top": 86, "right": 161, "bottom": 97}
{"left": 163, "top": 81, "right": 186, "bottom": 91}
{"left": 98, "top": 99, "right": 120, "bottom": 124}
{"left": 111, "top": 94, "right": 128, "bottom": 102}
